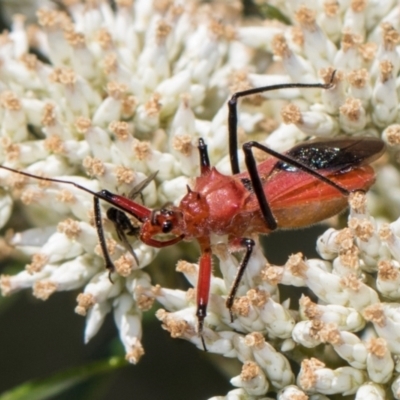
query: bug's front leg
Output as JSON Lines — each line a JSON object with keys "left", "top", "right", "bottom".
{"left": 196, "top": 237, "right": 213, "bottom": 351}
{"left": 93, "top": 197, "right": 116, "bottom": 278}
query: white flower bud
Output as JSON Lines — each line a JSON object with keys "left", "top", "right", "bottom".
{"left": 324, "top": 328, "right": 367, "bottom": 369}
{"left": 292, "top": 321, "right": 322, "bottom": 348}
{"left": 245, "top": 333, "right": 294, "bottom": 388}
{"left": 169, "top": 98, "right": 198, "bottom": 177}
{"left": 0, "top": 91, "right": 28, "bottom": 142}
{"left": 258, "top": 295, "right": 295, "bottom": 339}
{"left": 147, "top": 151, "right": 180, "bottom": 181}
{"left": 317, "top": 4, "right": 341, "bottom": 42}
{"left": 156, "top": 71, "right": 191, "bottom": 114}
{"left": 208, "top": 388, "right": 272, "bottom": 400}
{"left": 299, "top": 296, "right": 365, "bottom": 332}
{"left": 278, "top": 385, "right": 308, "bottom": 400}
{"left": 372, "top": 61, "right": 398, "bottom": 127}
{"left": 366, "top": 338, "right": 394, "bottom": 384}
{"left": 1, "top": 265, "right": 57, "bottom": 296}
{"left": 317, "top": 228, "right": 340, "bottom": 260}
{"left": 113, "top": 292, "right": 144, "bottom": 364}
{"left": 301, "top": 22, "right": 337, "bottom": 69}
{"left": 0, "top": 192, "right": 12, "bottom": 229}
{"left": 376, "top": 260, "right": 400, "bottom": 299}
{"left": 83, "top": 126, "right": 112, "bottom": 162}
{"left": 355, "top": 382, "right": 385, "bottom": 400}
{"left": 153, "top": 287, "right": 190, "bottom": 311}
{"left": 363, "top": 303, "right": 400, "bottom": 354}
{"left": 92, "top": 96, "right": 123, "bottom": 128}
{"left": 157, "top": 175, "right": 188, "bottom": 204}
{"left": 281, "top": 104, "right": 339, "bottom": 137}
{"left": 392, "top": 374, "right": 400, "bottom": 399}
{"left": 138, "top": 39, "right": 170, "bottom": 90}
{"left": 339, "top": 97, "right": 367, "bottom": 133}
{"left": 44, "top": 254, "right": 100, "bottom": 291}
{"left": 343, "top": 2, "right": 367, "bottom": 37}
{"left": 15, "top": 141, "right": 50, "bottom": 165}
{"left": 33, "top": 232, "right": 84, "bottom": 264}
{"left": 81, "top": 270, "right": 123, "bottom": 305}
{"left": 230, "top": 361, "right": 269, "bottom": 396}
{"left": 237, "top": 26, "right": 282, "bottom": 52}
{"left": 297, "top": 358, "right": 366, "bottom": 395}
{"left": 380, "top": 222, "right": 400, "bottom": 263}
{"left": 84, "top": 300, "right": 111, "bottom": 343}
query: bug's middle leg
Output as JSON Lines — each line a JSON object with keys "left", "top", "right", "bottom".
{"left": 225, "top": 237, "right": 255, "bottom": 322}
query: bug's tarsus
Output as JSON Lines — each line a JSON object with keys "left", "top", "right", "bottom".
{"left": 196, "top": 304, "right": 208, "bottom": 351}
{"left": 200, "top": 335, "right": 207, "bottom": 352}
{"left": 197, "top": 315, "right": 208, "bottom": 351}
{"left": 326, "top": 69, "right": 337, "bottom": 89}
{"left": 198, "top": 138, "right": 211, "bottom": 175}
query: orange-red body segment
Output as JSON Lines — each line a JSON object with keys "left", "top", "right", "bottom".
{"left": 176, "top": 162, "right": 376, "bottom": 240}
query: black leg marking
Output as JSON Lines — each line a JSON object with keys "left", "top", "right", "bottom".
{"left": 93, "top": 197, "right": 115, "bottom": 280}
{"left": 196, "top": 305, "right": 208, "bottom": 352}
{"left": 226, "top": 238, "right": 255, "bottom": 322}
{"left": 198, "top": 138, "right": 210, "bottom": 174}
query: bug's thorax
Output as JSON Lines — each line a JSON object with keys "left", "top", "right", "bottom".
{"left": 177, "top": 167, "right": 251, "bottom": 237}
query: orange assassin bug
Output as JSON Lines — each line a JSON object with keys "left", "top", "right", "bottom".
{"left": 0, "top": 71, "right": 385, "bottom": 350}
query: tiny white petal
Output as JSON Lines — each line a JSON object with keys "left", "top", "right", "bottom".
{"left": 84, "top": 301, "right": 112, "bottom": 343}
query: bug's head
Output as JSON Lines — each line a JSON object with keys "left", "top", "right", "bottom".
{"left": 151, "top": 207, "right": 183, "bottom": 234}
{"left": 139, "top": 206, "right": 185, "bottom": 247}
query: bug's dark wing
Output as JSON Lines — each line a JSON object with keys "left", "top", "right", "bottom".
{"left": 277, "top": 137, "right": 385, "bottom": 173}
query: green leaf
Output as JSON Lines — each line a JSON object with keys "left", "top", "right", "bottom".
{"left": 0, "top": 357, "right": 128, "bottom": 400}
{"left": 260, "top": 4, "right": 291, "bottom": 24}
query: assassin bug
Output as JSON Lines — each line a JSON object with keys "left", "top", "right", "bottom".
{"left": 0, "top": 71, "right": 385, "bottom": 350}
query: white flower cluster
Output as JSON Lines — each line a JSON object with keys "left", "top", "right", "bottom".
{"left": 1, "top": 0, "right": 400, "bottom": 398}
{"left": 0, "top": 0, "right": 249, "bottom": 364}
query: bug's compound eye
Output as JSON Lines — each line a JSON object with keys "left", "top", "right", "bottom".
{"left": 162, "top": 220, "right": 173, "bottom": 233}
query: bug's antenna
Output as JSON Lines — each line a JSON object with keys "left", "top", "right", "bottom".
{"left": 0, "top": 165, "right": 106, "bottom": 201}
